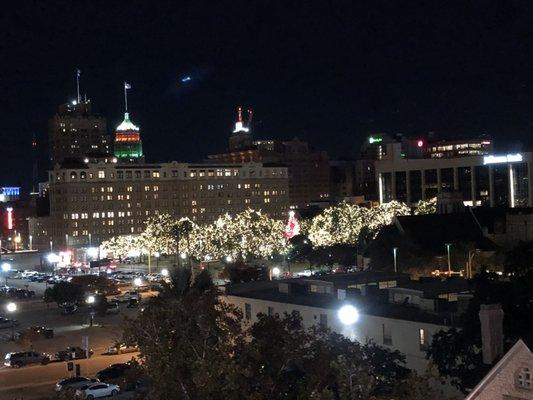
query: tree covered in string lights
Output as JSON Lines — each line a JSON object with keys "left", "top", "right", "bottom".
{"left": 413, "top": 197, "right": 437, "bottom": 215}
{"left": 101, "top": 235, "right": 140, "bottom": 260}
{"left": 307, "top": 201, "right": 411, "bottom": 247}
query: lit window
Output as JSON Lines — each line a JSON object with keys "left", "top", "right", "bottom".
{"left": 98, "top": 171, "right": 105, "bottom": 179}
{"left": 419, "top": 328, "right": 428, "bottom": 350}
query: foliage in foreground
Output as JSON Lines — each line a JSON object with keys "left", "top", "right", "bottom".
{"left": 122, "top": 269, "right": 449, "bottom": 400}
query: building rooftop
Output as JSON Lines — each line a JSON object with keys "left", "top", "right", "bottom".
{"left": 226, "top": 273, "right": 462, "bottom": 326}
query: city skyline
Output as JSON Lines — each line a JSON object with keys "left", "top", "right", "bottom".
{"left": 3, "top": 2, "right": 533, "bottom": 192}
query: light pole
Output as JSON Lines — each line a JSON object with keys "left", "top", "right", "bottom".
{"left": 392, "top": 247, "right": 398, "bottom": 273}
{"left": 88, "top": 233, "right": 92, "bottom": 247}
{"left": 86, "top": 295, "right": 95, "bottom": 327}
{"left": 2, "top": 262, "right": 11, "bottom": 286}
{"left": 445, "top": 243, "right": 452, "bottom": 273}
{"left": 65, "top": 234, "right": 69, "bottom": 247}
{"left": 6, "top": 302, "right": 16, "bottom": 340}
{"left": 29, "top": 235, "right": 33, "bottom": 251}
{"left": 49, "top": 239, "right": 53, "bottom": 252}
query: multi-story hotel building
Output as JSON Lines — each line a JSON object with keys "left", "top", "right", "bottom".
{"left": 376, "top": 142, "right": 533, "bottom": 207}
{"left": 29, "top": 159, "right": 289, "bottom": 248}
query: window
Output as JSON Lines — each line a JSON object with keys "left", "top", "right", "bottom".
{"left": 98, "top": 171, "right": 105, "bottom": 179}
{"left": 319, "top": 313, "right": 328, "bottom": 328}
{"left": 419, "top": 328, "right": 428, "bottom": 351}
{"left": 244, "top": 303, "right": 251, "bottom": 320}
{"left": 517, "top": 366, "right": 532, "bottom": 390}
{"left": 382, "top": 324, "right": 392, "bottom": 346}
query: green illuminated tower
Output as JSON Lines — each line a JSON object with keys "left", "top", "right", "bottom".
{"left": 114, "top": 82, "right": 144, "bottom": 163}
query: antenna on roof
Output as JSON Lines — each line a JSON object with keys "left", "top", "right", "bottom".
{"left": 124, "top": 82, "right": 131, "bottom": 113}
{"left": 76, "top": 69, "right": 81, "bottom": 103}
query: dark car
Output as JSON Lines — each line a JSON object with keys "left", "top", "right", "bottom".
{"left": 96, "top": 363, "right": 131, "bottom": 381}
{"left": 61, "top": 303, "right": 78, "bottom": 315}
{"left": 55, "top": 346, "right": 93, "bottom": 361}
{"left": 4, "top": 351, "right": 50, "bottom": 368}
{"left": 20, "top": 325, "right": 54, "bottom": 339}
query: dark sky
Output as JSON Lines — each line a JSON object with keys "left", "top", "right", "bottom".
{"left": 2, "top": 1, "right": 533, "bottom": 192}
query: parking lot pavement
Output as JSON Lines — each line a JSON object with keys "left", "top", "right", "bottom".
{"left": 0, "top": 352, "right": 138, "bottom": 398}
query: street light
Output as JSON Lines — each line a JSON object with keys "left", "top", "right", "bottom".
{"left": 225, "top": 255, "right": 233, "bottom": 263}
{"left": 445, "top": 243, "right": 452, "bottom": 273}
{"left": 29, "top": 235, "right": 33, "bottom": 251}
{"left": 180, "top": 253, "right": 187, "bottom": 260}
{"left": 6, "top": 302, "right": 16, "bottom": 340}
{"left": 272, "top": 267, "right": 281, "bottom": 279}
{"left": 86, "top": 296, "right": 95, "bottom": 327}
{"left": 337, "top": 304, "right": 359, "bottom": 325}
{"left": 392, "top": 247, "right": 398, "bottom": 273}
{"left": 161, "top": 268, "right": 169, "bottom": 277}
{"left": 133, "top": 277, "right": 142, "bottom": 287}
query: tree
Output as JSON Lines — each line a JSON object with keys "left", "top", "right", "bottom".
{"left": 171, "top": 218, "right": 195, "bottom": 266}
{"left": 44, "top": 281, "right": 84, "bottom": 305}
{"left": 413, "top": 197, "right": 437, "bottom": 215}
{"left": 123, "top": 269, "right": 244, "bottom": 399}
{"left": 503, "top": 241, "right": 533, "bottom": 276}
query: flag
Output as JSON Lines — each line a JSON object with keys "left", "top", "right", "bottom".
{"left": 124, "top": 82, "right": 131, "bottom": 89}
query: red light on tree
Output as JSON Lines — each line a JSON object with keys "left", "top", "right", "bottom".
{"left": 417, "top": 140, "right": 424, "bottom": 148}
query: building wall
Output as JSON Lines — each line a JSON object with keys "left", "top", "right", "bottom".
{"left": 29, "top": 162, "right": 289, "bottom": 248}
{"left": 48, "top": 101, "right": 110, "bottom": 165}
{"left": 376, "top": 143, "right": 533, "bottom": 207}
{"left": 466, "top": 340, "right": 533, "bottom": 400}
{"left": 224, "top": 294, "right": 448, "bottom": 373}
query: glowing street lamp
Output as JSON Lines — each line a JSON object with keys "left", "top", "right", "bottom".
{"left": 180, "top": 253, "right": 187, "bottom": 260}
{"left": 133, "top": 277, "right": 142, "bottom": 287}
{"left": 86, "top": 295, "right": 95, "bottom": 305}
{"left": 271, "top": 267, "right": 281, "bottom": 279}
{"left": 225, "top": 255, "right": 233, "bottom": 263}
{"left": 337, "top": 304, "right": 359, "bottom": 326}
{"left": 86, "top": 296, "right": 95, "bottom": 327}
{"left": 161, "top": 268, "right": 169, "bottom": 277}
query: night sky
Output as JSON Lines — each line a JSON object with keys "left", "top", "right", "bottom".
{"left": 2, "top": 1, "right": 533, "bottom": 192}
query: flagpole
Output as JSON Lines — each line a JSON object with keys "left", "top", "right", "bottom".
{"left": 124, "top": 82, "right": 128, "bottom": 112}
{"left": 76, "top": 69, "right": 81, "bottom": 103}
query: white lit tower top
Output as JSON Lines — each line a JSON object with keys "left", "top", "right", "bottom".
{"left": 229, "top": 106, "right": 253, "bottom": 150}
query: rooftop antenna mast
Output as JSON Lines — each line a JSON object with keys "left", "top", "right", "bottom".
{"left": 76, "top": 69, "right": 81, "bottom": 103}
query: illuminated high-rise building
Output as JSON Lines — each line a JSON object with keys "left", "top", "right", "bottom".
{"left": 48, "top": 100, "right": 109, "bottom": 165}
{"left": 113, "top": 112, "right": 144, "bottom": 163}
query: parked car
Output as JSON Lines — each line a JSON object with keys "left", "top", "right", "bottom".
{"left": 55, "top": 376, "right": 99, "bottom": 392}
{"left": 55, "top": 346, "right": 93, "bottom": 361}
{"left": 75, "top": 382, "right": 120, "bottom": 399}
{"left": 60, "top": 303, "right": 78, "bottom": 315}
{"left": 0, "top": 316, "right": 18, "bottom": 329}
{"left": 96, "top": 363, "right": 131, "bottom": 381}
{"left": 4, "top": 351, "right": 50, "bottom": 367}
{"left": 106, "top": 342, "right": 138, "bottom": 355}
{"left": 106, "top": 302, "right": 120, "bottom": 314}
{"left": 19, "top": 325, "right": 54, "bottom": 340}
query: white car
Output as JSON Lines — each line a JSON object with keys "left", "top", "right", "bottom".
{"left": 76, "top": 382, "right": 120, "bottom": 399}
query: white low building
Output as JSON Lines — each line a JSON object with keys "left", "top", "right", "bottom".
{"left": 223, "top": 274, "right": 459, "bottom": 373}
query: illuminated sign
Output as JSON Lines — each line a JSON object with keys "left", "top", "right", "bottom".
{"left": 483, "top": 154, "right": 523, "bottom": 165}
{"left": 1, "top": 187, "right": 20, "bottom": 196}
{"left": 6, "top": 207, "right": 13, "bottom": 230}
{"left": 368, "top": 136, "right": 383, "bottom": 144}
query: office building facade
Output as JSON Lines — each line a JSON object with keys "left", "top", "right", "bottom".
{"left": 376, "top": 142, "right": 533, "bottom": 207}
{"left": 48, "top": 100, "right": 110, "bottom": 165}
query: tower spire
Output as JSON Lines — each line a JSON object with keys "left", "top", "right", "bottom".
{"left": 233, "top": 106, "right": 249, "bottom": 133}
